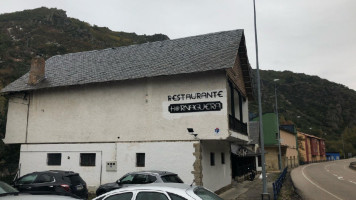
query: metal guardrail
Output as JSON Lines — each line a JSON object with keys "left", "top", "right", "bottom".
{"left": 272, "top": 167, "right": 288, "bottom": 200}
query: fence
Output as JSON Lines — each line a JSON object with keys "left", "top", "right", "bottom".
{"left": 272, "top": 167, "right": 288, "bottom": 200}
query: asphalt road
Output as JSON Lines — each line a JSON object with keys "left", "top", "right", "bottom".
{"left": 291, "top": 158, "right": 356, "bottom": 200}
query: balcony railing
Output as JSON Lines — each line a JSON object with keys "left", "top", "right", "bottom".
{"left": 229, "top": 115, "right": 248, "bottom": 135}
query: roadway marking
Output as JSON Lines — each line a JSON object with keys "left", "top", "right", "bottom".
{"left": 302, "top": 165, "right": 344, "bottom": 200}
{"left": 338, "top": 177, "right": 344, "bottom": 180}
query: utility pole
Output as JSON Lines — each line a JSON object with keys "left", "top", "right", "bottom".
{"left": 253, "top": 0, "right": 269, "bottom": 199}
{"left": 274, "top": 79, "right": 282, "bottom": 171}
{"left": 342, "top": 134, "right": 346, "bottom": 159}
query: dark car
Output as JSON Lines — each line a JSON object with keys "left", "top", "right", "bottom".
{"left": 96, "top": 170, "right": 183, "bottom": 196}
{"left": 12, "top": 170, "right": 88, "bottom": 199}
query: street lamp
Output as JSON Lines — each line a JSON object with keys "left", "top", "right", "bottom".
{"left": 253, "top": 0, "right": 269, "bottom": 199}
{"left": 274, "top": 79, "right": 282, "bottom": 171}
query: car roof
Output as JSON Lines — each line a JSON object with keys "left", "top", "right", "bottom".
{"left": 127, "top": 170, "right": 177, "bottom": 176}
{"left": 30, "top": 170, "right": 78, "bottom": 175}
{"left": 110, "top": 183, "right": 195, "bottom": 193}
{"left": 3, "top": 193, "right": 78, "bottom": 200}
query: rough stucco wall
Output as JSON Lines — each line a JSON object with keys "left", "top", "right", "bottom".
{"left": 280, "top": 130, "right": 298, "bottom": 159}
{"left": 265, "top": 147, "right": 279, "bottom": 171}
{"left": 4, "top": 96, "right": 29, "bottom": 143}
{"left": 6, "top": 71, "right": 230, "bottom": 143}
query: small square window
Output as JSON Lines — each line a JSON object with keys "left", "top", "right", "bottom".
{"left": 80, "top": 153, "right": 96, "bottom": 166}
{"left": 136, "top": 153, "right": 145, "bottom": 167}
{"left": 221, "top": 153, "right": 225, "bottom": 164}
{"left": 47, "top": 153, "right": 61, "bottom": 166}
{"left": 210, "top": 152, "right": 215, "bottom": 166}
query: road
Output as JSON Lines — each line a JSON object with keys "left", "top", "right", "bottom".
{"left": 291, "top": 158, "right": 356, "bottom": 200}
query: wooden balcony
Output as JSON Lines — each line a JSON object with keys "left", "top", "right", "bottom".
{"left": 229, "top": 115, "right": 248, "bottom": 135}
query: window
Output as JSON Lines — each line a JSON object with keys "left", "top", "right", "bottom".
{"left": 258, "top": 156, "right": 262, "bottom": 167}
{"left": 136, "top": 153, "right": 145, "bottom": 167}
{"left": 80, "top": 153, "right": 96, "bottom": 166}
{"left": 228, "top": 81, "right": 244, "bottom": 122}
{"left": 194, "top": 187, "right": 222, "bottom": 200}
{"left": 161, "top": 175, "right": 183, "bottom": 183}
{"left": 47, "top": 153, "right": 61, "bottom": 166}
{"left": 16, "top": 174, "right": 38, "bottom": 184}
{"left": 120, "top": 174, "right": 135, "bottom": 184}
{"left": 136, "top": 192, "right": 169, "bottom": 200}
{"left": 168, "top": 193, "right": 188, "bottom": 200}
{"left": 34, "top": 174, "right": 54, "bottom": 183}
{"left": 210, "top": 152, "right": 215, "bottom": 166}
{"left": 104, "top": 192, "right": 133, "bottom": 200}
{"left": 221, "top": 153, "right": 225, "bottom": 164}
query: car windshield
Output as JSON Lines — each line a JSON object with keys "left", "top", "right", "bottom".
{"left": 193, "top": 187, "right": 222, "bottom": 200}
{"left": 161, "top": 175, "right": 183, "bottom": 183}
{"left": 0, "top": 181, "right": 19, "bottom": 195}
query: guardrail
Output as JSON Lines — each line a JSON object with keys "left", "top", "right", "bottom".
{"left": 272, "top": 167, "right": 288, "bottom": 200}
{"left": 350, "top": 162, "right": 356, "bottom": 170}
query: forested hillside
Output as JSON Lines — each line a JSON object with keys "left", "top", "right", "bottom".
{"left": 249, "top": 70, "right": 356, "bottom": 156}
{"left": 0, "top": 7, "right": 169, "bottom": 172}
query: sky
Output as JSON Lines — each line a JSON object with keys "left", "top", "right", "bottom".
{"left": 1, "top": 0, "right": 356, "bottom": 91}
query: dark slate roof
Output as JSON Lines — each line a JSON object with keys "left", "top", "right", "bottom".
{"left": 2, "top": 29, "right": 245, "bottom": 93}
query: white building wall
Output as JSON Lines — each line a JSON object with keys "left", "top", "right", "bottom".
{"left": 19, "top": 143, "right": 116, "bottom": 191}
{"left": 19, "top": 141, "right": 197, "bottom": 192}
{"left": 5, "top": 71, "right": 229, "bottom": 144}
{"left": 115, "top": 141, "right": 197, "bottom": 185}
{"left": 201, "top": 140, "right": 231, "bottom": 191}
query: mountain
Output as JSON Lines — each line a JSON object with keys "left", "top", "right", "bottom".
{"left": 249, "top": 70, "right": 356, "bottom": 156}
{"left": 0, "top": 7, "right": 169, "bottom": 176}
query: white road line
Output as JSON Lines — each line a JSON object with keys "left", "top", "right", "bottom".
{"left": 302, "top": 165, "right": 344, "bottom": 200}
{"left": 333, "top": 174, "right": 338, "bottom": 176}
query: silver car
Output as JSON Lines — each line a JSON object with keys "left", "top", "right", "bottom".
{"left": 93, "top": 183, "right": 222, "bottom": 200}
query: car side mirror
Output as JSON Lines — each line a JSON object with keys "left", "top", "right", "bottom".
{"left": 116, "top": 180, "right": 121, "bottom": 185}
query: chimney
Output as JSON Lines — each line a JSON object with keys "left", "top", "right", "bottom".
{"left": 28, "top": 56, "right": 45, "bottom": 85}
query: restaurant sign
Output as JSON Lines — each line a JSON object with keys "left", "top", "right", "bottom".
{"left": 168, "top": 101, "right": 222, "bottom": 113}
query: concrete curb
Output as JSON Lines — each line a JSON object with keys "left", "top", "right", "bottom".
{"left": 290, "top": 167, "right": 306, "bottom": 200}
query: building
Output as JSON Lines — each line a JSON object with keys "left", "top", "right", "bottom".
{"left": 298, "top": 132, "right": 326, "bottom": 163}
{"left": 253, "top": 113, "right": 298, "bottom": 171}
{"left": 1, "top": 30, "right": 254, "bottom": 192}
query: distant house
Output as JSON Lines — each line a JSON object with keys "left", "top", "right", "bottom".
{"left": 253, "top": 113, "right": 299, "bottom": 171}
{"left": 298, "top": 132, "right": 326, "bottom": 163}
{"left": 1, "top": 30, "right": 254, "bottom": 192}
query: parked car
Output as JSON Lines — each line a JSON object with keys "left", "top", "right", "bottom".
{"left": 12, "top": 170, "right": 88, "bottom": 199}
{"left": 0, "top": 181, "right": 78, "bottom": 199}
{"left": 96, "top": 170, "right": 183, "bottom": 196}
{"left": 94, "top": 183, "right": 223, "bottom": 200}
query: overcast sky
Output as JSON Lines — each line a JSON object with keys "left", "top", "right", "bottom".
{"left": 1, "top": 0, "right": 356, "bottom": 90}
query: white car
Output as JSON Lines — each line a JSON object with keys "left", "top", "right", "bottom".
{"left": 93, "top": 183, "right": 222, "bottom": 200}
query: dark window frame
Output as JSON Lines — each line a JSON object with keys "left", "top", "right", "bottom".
{"left": 47, "top": 153, "right": 62, "bottom": 166}
{"left": 228, "top": 81, "right": 244, "bottom": 122}
{"left": 80, "top": 153, "right": 96, "bottom": 166}
{"left": 136, "top": 153, "right": 145, "bottom": 167}
{"left": 221, "top": 152, "right": 225, "bottom": 164}
{"left": 210, "top": 152, "right": 215, "bottom": 166}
